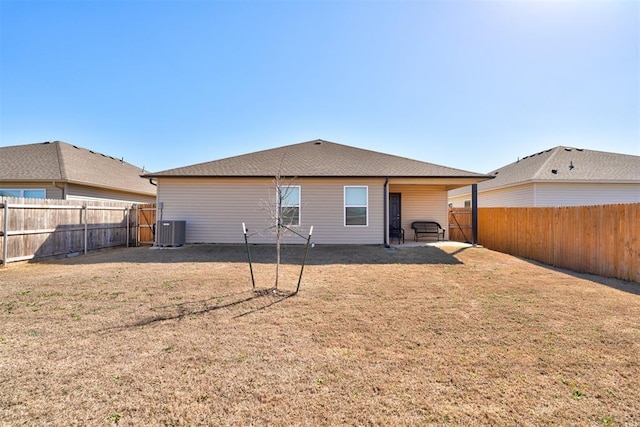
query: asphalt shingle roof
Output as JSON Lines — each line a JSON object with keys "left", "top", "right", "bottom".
{"left": 449, "top": 146, "right": 640, "bottom": 196}
{"left": 0, "top": 141, "right": 156, "bottom": 195}
{"left": 145, "top": 139, "right": 490, "bottom": 178}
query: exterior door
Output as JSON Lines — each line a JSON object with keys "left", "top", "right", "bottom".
{"left": 389, "top": 192, "right": 401, "bottom": 230}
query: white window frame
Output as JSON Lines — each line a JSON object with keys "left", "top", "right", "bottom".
{"left": 0, "top": 189, "right": 46, "bottom": 199}
{"left": 277, "top": 185, "right": 301, "bottom": 226}
{"left": 344, "top": 185, "right": 368, "bottom": 227}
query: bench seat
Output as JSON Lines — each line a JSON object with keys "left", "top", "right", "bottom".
{"left": 411, "top": 221, "right": 445, "bottom": 241}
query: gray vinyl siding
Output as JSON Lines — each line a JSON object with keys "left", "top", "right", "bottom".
{"left": 66, "top": 184, "right": 156, "bottom": 204}
{"left": 448, "top": 185, "right": 534, "bottom": 208}
{"left": 158, "top": 178, "right": 270, "bottom": 244}
{"left": 157, "top": 177, "right": 385, "bottom": 244}
{"left": 478, "top": 184, "right": 534, "bottom": 207}
{"left": 448, "top": 193, "right": 470, "bottom": 208}
{"left": 300, "top": 179, "right": 384, "bottom": 244}
{"left": 451, "top": 182, "right": 640, "bottom": 207}
{"left": 46, "top": 187, "right": 64, "bottom": 199}
{"left": 534, "top": 183, "right": 640, "bottom": 206}
{"left": 389, "top": 184, "right": 449, "bottom": 239}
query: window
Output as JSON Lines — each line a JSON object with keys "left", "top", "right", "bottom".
{"left": 278, "top": 185, "right": 300, "bottom": 226}
{"left": 0, "top": 189, "right": 21, "bottom": 197}
{"left": 0, "top": 189, "right": 46, "bottom": 198}
{"left": 344, "top": 186, "right": 368, "bottom": 226}
{"left": 24, "top": 189, "right": 46, "bottom": 198}
{"left": 464, "top": 200, "right": 471, "bottom": 208}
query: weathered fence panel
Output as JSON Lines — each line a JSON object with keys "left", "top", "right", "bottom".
{"left": 477, "top": 204, "right": 639, "bottom": 283}
{"left": 1, "top": 197, "right": 156, "bottom": 265}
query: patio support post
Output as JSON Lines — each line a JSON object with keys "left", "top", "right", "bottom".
{"left": 383, "top": 178, "right": 389, "bottom": 247}
{"left": 472, "top": 184, "right": 478, "bottom": 246}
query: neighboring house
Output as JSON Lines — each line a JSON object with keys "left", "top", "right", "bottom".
{"left": 449, "top": 146, "right": 640, "bottom": 208}
{"left": 143, "top": 139, "right": 492, "bottom": 245}
{"left": 0, "top": 141, "right": 156, "bottom": 203}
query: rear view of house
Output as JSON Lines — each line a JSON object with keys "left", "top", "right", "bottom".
{"left": 144, "top": 139, "right": 492, "bottom": 245}
{"left": 0, "top": 141, "right": 156, "bottom": 203}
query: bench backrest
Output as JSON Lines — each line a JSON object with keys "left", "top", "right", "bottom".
{"left": 411, "top": 221, "right": 442, "bottom": 231}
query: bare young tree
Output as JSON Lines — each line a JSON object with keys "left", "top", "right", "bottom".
{"left": 243, "top": 155, "right": 313, "bottom": 293}
{"left": 261, "top": 172, "right": 299, "bottom": 289}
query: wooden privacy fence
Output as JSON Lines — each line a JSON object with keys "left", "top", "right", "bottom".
{"left": 1, "top": 197, "right": 157, "bottom": 266}
{"left": 477, "top": 204, "right": 639, "bottom": 283}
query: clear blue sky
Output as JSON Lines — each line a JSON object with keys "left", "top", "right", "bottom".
{"left": 1, "top": 0, "right": 638, "bottom": 174}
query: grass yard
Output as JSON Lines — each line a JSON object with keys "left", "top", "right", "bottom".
{"left": 0, "top": 244, "right": 639, "bottom": 426}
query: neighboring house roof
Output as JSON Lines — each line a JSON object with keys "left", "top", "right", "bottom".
{"left": 144, "top": 139, "right": 491, "bottom": 179}
{"left": 450, "top": 146, "right": 640, "bottom": 196}
{"left": 0, "top": 141, "right": 156, "bottom": 195}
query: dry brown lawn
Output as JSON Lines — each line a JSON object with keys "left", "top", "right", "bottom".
{"left": 0, "top": 244, "right": 639, "bottom": 426}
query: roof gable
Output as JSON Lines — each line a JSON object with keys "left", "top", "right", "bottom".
{"left": 0, "top": 141, "right": 156, "bottom": 195}
{"left": 146, "top": 139, "right": 489, "bottom": 178}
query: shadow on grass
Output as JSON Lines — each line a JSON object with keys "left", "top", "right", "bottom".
{"left": 232, "top": 290, "right": 295, "bottom": 319}
{"left": 100, "top": 288, "right": 295, "bottom": 332}
{"left": 522, "top": 258, "right": 640, "bottom": 296}
{"left": 38, "top": 244, "right": 464, "bottom": 266}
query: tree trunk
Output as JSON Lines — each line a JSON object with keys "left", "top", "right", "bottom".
{"left": 275, "top": 225, "right": 280, "bottom": 289}
{"left": 274, "top": 187, "right": 281, "bottom": 289}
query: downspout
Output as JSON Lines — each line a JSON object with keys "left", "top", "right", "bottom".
{"left": 383, "top": 177, "right": 389, "bottom": 248}
{"left": 52, "top": 181, "right": 66, "bottom": 199}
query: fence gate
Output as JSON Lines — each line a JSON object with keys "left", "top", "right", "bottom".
{"left": 448, "top": 208, "right": 472, "bottom": 243}
{"left": 137, "top": 203, "right": 157, "bottom": 245}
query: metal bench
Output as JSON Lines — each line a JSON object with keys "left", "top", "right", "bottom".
{"left": 411, "top": 221, "right": 445, "bottom": 242}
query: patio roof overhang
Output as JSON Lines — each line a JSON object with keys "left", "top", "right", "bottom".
{"left": 387, "top": 176, "right": 493, "bottom": 191}
{"left": 383, "top": 177, "right": 488, "bottom": 248}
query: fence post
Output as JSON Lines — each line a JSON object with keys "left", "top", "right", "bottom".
{"left": 2, "top": 201, "right": 8, "bottom": 267}
{"left": 126, "top": 207, "right": 130, "bottom": 248}
{"left": 83, "top": 203, "right": 88, "bottom": 255}
{"left": 134, "top": 204, "right": 139, "bottom": 247}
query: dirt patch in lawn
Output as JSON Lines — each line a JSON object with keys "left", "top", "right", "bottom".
{"left": 1, "top": 244, "right": 638, "bottom": 426}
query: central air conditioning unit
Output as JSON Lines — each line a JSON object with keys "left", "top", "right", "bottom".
{"left": 156, "top": 220, "right": 186, "bottom": 247}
